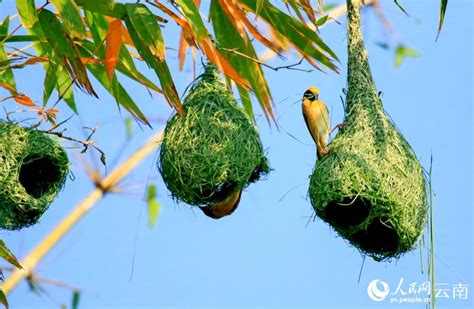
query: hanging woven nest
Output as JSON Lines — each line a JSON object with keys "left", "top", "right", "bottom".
{"left": 309, "top": 0, "right": 427, "bottom": 261}
{"left": 0, "top": 121, "right": 69, "bottom": 230}
{"left": 158, "top": 64, "right": 269, "bottom": 207}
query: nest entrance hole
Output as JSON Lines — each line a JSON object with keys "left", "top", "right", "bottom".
{"left": 19, "top": 155, "right": 62, "bottom": 198}
{"left": 325, "top": 196, "right": 371, "bottom": 228}
{"left": 352, "top": 216, "right": 399, "bottom": 255}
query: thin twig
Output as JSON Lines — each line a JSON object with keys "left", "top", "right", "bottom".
{"left": 221, "top": 48, "right": 312, "bottom": 72}
{"left": 0, "top": 131, "right": 164, "bottom": 295}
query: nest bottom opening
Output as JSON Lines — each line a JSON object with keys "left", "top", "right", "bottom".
{"left": 351, "top": 216, "right": 399, "bottom": 255}
{"left": 19, "top": 155, "right": 62, "bottom": 199}
{"left": 325, "top": 196, "right": 371, "bottom": 228}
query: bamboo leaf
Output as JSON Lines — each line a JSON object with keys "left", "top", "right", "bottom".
{"left": 394, "top": 0, "right": 409, "bottom": 16}
{"left": 50, "top": 0, "right": 86, "bottom": 38}
{"left": 0, "top": 290, "right": 8, "bottom": 309}
{"left": 46, "top": 63, "right": 77, "bottom": 111}
{"left": 0, "top": 240, "right": 23, "bottom": 270}
{"left": 125, "top": 4, "right": 165, "bottom": 60}
{"left": 146, "top": 184, "right": 160, "bottom": 228}
{"left": 16, "top": 0, "right": 38, "bottom": 29}
{"left": 14, "top": 93, "right": 36, "bottom": 107}
{"left": 38, "top": 9, "right": 96, "bottom": 96}
{"left": 86, "top": 60, "right": 150, "bottom": 126}
{"left": 175, "top": 0, "right": 251, "bottom": 89}
{"left": 124, "top": 13, "right": 182, "bottom": 114}
{"left": 211, "top": 1, "right": 274, "bottom": 122}
{"left": 0, "top": 17, "right": 16, "bottom": 92}
{"left": 436, "top": 0, "right": 448, "bottom": 41}
{"left": 237, "top": 85, "right": 254, "bottom": 123}
{"left": 71, "top": 290, "right": 80, "bottom": 309}
{"left": 239, "top": 0, "right": 338, "bottom": 72}
{"left": 105, "top": 19, "right": 124, "bottom": 80}
{"left": 394, "top": 44, "right": 420, "bottom": 68}
{"left": 75, "top": 0, "right": 126, "bottom": 18}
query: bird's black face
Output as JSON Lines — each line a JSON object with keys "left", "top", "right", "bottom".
{"left": 303, "top": 90, "right": 318, "bottom": 101}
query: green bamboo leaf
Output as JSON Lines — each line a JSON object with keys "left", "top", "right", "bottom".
{"left": 0, "top": 290, "right": 8, "bottom": 309}
{"left": 146, "top": 184, "right": 160, "bottom": 228}
{"left": 317, "top": 15, "right": 329, "bottom": 27}
{"left": 86, "top": 61, "right": 150, "bottom": 126}
{"left": 116, "top": 48, "right": 162, "bottom": 93}
{"left": 394, "top": 0, "right": 409, "bottom": 16}
{"left": 0, "top": 16, "right": 16, "bottom": 92}
{"left": 71, "top": 290, "right": 80, "bottom": 309}
{"left": 84, "top": 10, "right": 108, "bottom": 49}
{"left": 50, "top": 0, "right": 87, "bottom": 38}
{"left": 0, "top": 240, "right": 23, "bottom": 270}
{"left": 124, "top": 14, "right": 182, "bottom": 114}
{"left": 394, "top": 44, "right": 420, "bottom": 68}
{"left": 211, "top": 1, "right": 272, "bottom": 120}
{"left": 38, "top": 9, "right": 95, "bottom": 96}
{"left": 16, "top": 0, "right": 38, "bottom": 29}
{"left": 436, "top": 0, "right": 448, "bottom": 41}
{"left": 239, "top": 0, "right": 338, "bottom": 72}
{"left": 75, "top": 0, "right": 126, "bottom": 18}
{"left": 43, "top": 63, "right": 56, "bottom": 105}
{"left": 125, "top": 4, "right": 165, "bottom": 60}
{"left": 237, "top": 85, "right": 255, "bottom": 123}
{"left": 174, "top": 0, "right": 209, "bottom": 41}
{"left": 49, "top": 64, "right": 77, "bottom": 111}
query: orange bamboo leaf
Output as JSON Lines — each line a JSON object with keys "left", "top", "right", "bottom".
{"left": 24, "top": 56, "right": 49, "bottom": 65}
{"left": 178, "top": 32, "right": 188, "bottom": 71}
{"left": 14, "top": 93, "right": 36, "bottom": 107}
{"left": 105, "top": 19, "right": 124, "bottom": 80}
{"left": 81, "top": 57, "right": 103, "bottom": 64}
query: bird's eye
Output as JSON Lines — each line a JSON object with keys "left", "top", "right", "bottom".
{"left": 304, "top": 92, "right": 315, "bottom": 100}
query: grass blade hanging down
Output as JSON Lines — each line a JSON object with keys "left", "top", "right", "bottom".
{"left": 0, "top": 17, "right": 16, "bottom": 92}
{"left": 436, "top": 0, "right": 448, "bottom": 41}
{"left": 239, "top": 0, "right": 339, "bottom": 73}
{"left": 50, "top": 0, "right": 87, "bottom": 38}
{"left": 172, "top": 0, "right": 252, "bottom": 90}
{"left": 210, "top": 0, "right": 273, "bottom": 123}
{"left": 37, "top": 9, "right": 97, "bottom": 97}
{"left": 124, "top": 3, "right": 182, "bottom": 114}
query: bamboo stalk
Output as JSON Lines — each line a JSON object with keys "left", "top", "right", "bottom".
{"left": 0, "top": 131, "right": 163, "bottom": 295}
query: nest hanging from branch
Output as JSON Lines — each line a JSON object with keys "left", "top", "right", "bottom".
{"left": 309, "top": 0, "right": 427, "bottom": 261}
{"left": 0, "top": 121, "right": 69, "bottom": 230}
{"left": 158, "top": 64, "right": 269, "bottom": 207}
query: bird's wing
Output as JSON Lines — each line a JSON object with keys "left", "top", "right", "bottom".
{"left": 319, "top": 100, "right": 331, "bottom": 132}
{"left": 302, "top": 104, "right": 317, "bottom": 143}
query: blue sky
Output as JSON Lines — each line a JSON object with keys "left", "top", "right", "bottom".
{"left": 0, "top": 0, "right": 472, "bottom": 308}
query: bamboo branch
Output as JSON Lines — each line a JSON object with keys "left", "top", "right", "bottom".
{"left": 0, "top": 131, "right": 163, "bottom": 295}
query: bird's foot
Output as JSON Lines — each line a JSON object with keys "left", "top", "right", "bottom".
{"left": 317, "top": 147, "right": 332, "bottom": 160}
{"left": 330, "top": 122, "right": 351, "bottom": 134}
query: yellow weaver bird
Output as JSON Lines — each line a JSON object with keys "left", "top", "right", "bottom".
{"left": 199, "top": 188, "right": 243, "bottom": 219}
{"left": 302, "top": 87, "right": 331, "bottom": 159}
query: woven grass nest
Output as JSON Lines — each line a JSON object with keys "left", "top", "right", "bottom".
{"left": 158, "top": 64, "right": 269, "bottom": 207}
{"left": 0, "top": 121, "right": 69, "bottom": 230}
{"left": 309, "top": 0, "right": 427, "bottom": 261}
